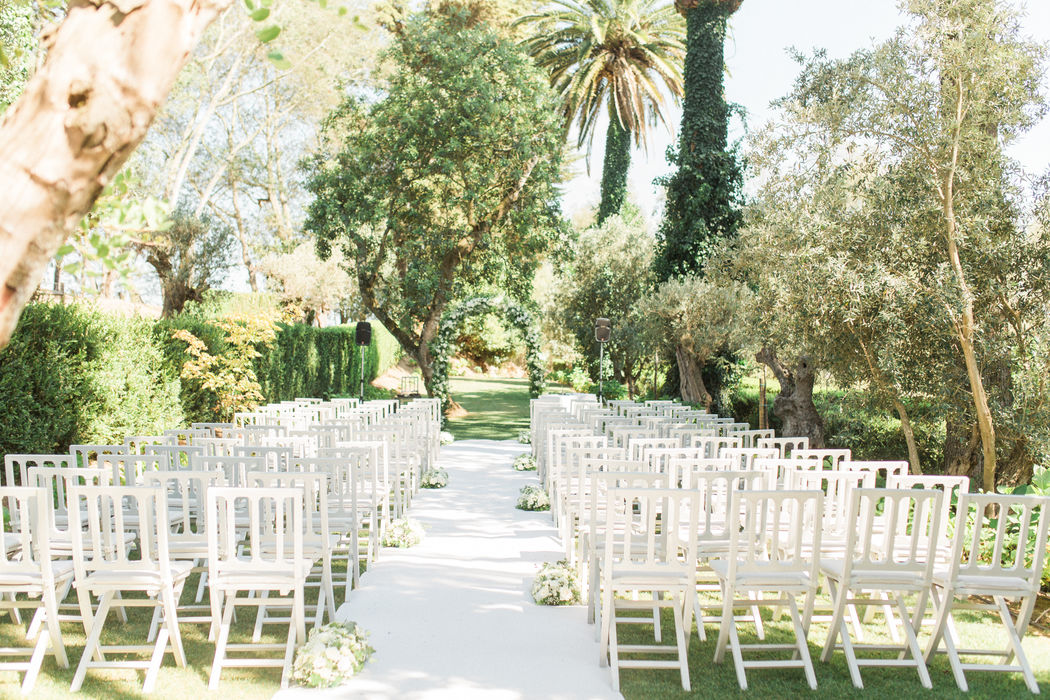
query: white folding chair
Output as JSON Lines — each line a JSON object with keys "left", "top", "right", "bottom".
{"left": 820, "top": 487, "right": 943, "bottom": 689}
{"left": 598, "top": 486, "right": 700, "bottom": 691}
{"left": 925, "top": 492, "right": 1050, "bottom": 694}
{"left": 0, "top": 487, "right": 72, "bottom": 693}
{"left": 712, "top": 489, "right": 823, "bottom": 690}
{"left": 69, "top": 485, "right": 190, "bottom": 692}
{"left": 207, "top": 486, "right": 308, "bottom": 689}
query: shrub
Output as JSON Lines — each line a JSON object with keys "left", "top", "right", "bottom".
{"left": 516, "top": 484, "right": 550, "bottom": 511}
{"left": 531, "top": 560, "right": 582, "bottom": 605}
{"left": 0, "top": 304, "right": 182, "bottom": 471}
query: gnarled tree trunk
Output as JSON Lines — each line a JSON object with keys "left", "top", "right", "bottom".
{"left": 676, "top": 344, "right": 712, "bottom": 410}
{"left": 0, "top": 0, "right": 231, "bottom": 348}
{"left": 756, "top": 346, "right": 825, "bottom": 447}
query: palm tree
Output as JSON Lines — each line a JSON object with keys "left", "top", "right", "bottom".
{"left": 519, "top": 0, "right": 685, "bottom": 224}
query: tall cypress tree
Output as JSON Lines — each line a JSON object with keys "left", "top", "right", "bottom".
{"left": 654, "top": 0, "right": 744, "bottom": 405}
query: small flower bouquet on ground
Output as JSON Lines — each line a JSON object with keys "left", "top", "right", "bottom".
{"left": 381, "top": 518, "right": 425, "bottom": 548}
{"left": 440, "top": 430, "right": 455, "bottom": 445}
{"left": 420, "top": 467, "right": 449, "bottom": 488}
{"left": 513, "top": 454, "right": 537, "bottom": 471}
{"left": 532, "top": 560, "right": 582, "bottom": 606}
{"left": 517, "top": 429, "right": 531, "bottom": 444}
{"left": 516, "top": 484, "right": 550, "bottom": 511}
{"left": 292, "top": 621, "right": 374, "bottom": 688}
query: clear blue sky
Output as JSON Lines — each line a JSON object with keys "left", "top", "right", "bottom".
{"left": 561, "top": 0, "right": 1050, "bottom": 225}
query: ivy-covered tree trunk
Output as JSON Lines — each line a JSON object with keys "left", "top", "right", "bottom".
{"left": 655, "top": 0, "right": 743, "bottom": 281}
{"left": 756, "top": 347, "right": 825, "bottom": 447}
{"left": 596, "top": 117, "right": 631, "bottom": 225}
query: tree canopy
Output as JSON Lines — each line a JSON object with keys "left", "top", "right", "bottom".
{"left": 305, "top": 6, "right": 565, "bottom": 396}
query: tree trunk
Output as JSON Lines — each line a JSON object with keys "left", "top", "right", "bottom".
{"left": 0, "top": 0, "right": 231, "bottom": 349}
{"left": 756, "top": 346, "right": 825, "bottom": 447}
{"left": 944, "top": 417, "right": 981, "bottom": 480}
{"left": 596, "top": 116, "right": 631, "bottom": 226}
{"left": 892, "top": 398, "right": 923, "bottom": 475}
{"left": 676, "top": 344, "right": 712, "bottom": 409}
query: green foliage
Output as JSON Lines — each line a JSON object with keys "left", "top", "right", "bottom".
{"left": 596, "top": 119, "right": 631, "bottom": 224}
{"left": 0, "top": 304, "right": 182, "bottom": 464}
{"left": 0, "top": 0, "right": 34, "bottom": 113}
{"left": 550, "top": 210, "right": 656, "bottom": 394}
{"left": 306, "top": 8, "right": 564, "bottom": 395}
{"left": 431, "top": 296, "right": 545, "bottom": 417}
{"left": 654, "top": 1, "right": 743, "bottom": 281}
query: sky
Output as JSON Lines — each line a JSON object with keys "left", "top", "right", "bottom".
{"left": 560, "top": 0, "right": 1050, "bottom": 227}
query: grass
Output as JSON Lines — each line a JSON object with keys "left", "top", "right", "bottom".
{"left": 616, "top": 595, "right": 1050, "bottom": 699}
{"left": 446, "top": 376, "right": 531, "bottom": 441}
{"left": 0, "top": 559, "right": 354, "bottom": 698}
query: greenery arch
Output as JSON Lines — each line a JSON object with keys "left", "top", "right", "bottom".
{"left": 431, "top": 295, "right": 546, "bottom": 416}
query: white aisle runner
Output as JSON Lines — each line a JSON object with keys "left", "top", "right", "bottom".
{"left": 274, "top": 439, "right": 622, "bottom": 700}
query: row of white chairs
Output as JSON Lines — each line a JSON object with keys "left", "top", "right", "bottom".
{"left": 0, "top": 396, "right": 441, "bottom": 693}
{"left": 529, "top": 396, "right": 1050, "bottom": 694}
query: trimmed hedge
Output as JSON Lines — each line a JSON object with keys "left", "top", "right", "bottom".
{"left": 0, "top": 304, "right": 183, "bottom": 457}
{"left": 0, "top": 303, "right": 400, "bottom": 471}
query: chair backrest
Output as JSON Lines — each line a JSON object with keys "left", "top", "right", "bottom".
{"left": 602, "top": 487, "right": 700, "bottom": 579}
{"left": 844, "top": 487, "right": 943, "bottom": 584}
{"left": 735, "top": 428, "right": 775, "bottom": 448}
{"left": 720, "top": 447, "right": 780, "bottom": 472}
{"left": 207, "top": 486, "right": 305, "bottom": 580}
{"left": 692, "top": 470, "right": 764, "bottom": 548}
{"left": 4, "top": 453, "right": 74, "bottom": 488}
{"left": 887, "top": 474, "right": 969, "bottom": 551}
{"left": 140, "top": 470, "right": 225, "bottom": 542}
{"left": 69, "top": 444, "right": 127, "bottom": 469}
{"left": 124, "top": 435, "right": 177, "bottom": 454}
{"left": 792, "top": 448, "right": 851, "bottom": 471}
{"left": 97, "top": 454, "right": 166, "bottom": 487}
{"left": 26, "top": 466, "right": 108, "bottom": 534}
{"left": 627, "top": 438, "right": 681, "bottom": 463}
{"left": 756, "top": 436, "right": 810, "bottom": 459}
{"left": 674, "top": 457, "right": 733, "bottom": 489}
{"left": 69, "top": 485, "right": 174, "bottom": 581}
{"left": 0, "top": 487, "right": 54, "bottom": 582}
{"left": 844, "top": 460, "right": 909, "bottom": 484}
{"left": 233, "top": 445, "right": 292, "bottom": 472}
{"left": 192, "top": 454, "right": 269, "bottom": 488}
{"left": 949, "top": 492, "right": 1050, "bottom": 590}
{"left": 789, "top": 470, "right": 875, "bottom": 543}
{"left": 246, "top": 471, "right": 329, "bottom": 544}
{"left": 293, "top": 457, "right": 358, "bottom": 526}
{"left": 690, "top": 435, "right": 742, "bottom": 459}
{"left": 143, "top": 444, "right": 207, "bottom": 470}
{"left": 727, "top": 489, "right": 823, "bottom": 583}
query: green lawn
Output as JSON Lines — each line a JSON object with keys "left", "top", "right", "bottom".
{"left": 617, "top": 597, "right": 1050, "bottom": 699}
{"left": 446, "top": 376, "right": 532, "bottom": 441}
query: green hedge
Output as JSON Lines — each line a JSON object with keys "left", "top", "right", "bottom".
{"left": 0, "top": 303, "right": 401, "bottom": 473}
{"left": 0, "top": 304, "right": 183, "bottom": 459}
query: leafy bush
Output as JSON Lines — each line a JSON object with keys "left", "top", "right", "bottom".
{"left": 0, "top": 304, "right": 182, "bottom": 472}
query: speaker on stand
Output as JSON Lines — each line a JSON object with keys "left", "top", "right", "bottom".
{"left": 356, "top": 322, "right": 372, "bottom": 402}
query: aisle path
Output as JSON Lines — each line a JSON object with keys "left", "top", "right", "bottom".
{"left": 274, "top": 439, "right": 622, "bottom": 700}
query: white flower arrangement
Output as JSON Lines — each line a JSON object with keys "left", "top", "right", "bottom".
{"left": 381, "top": 517, "right": 425, "bottom": 548}
{"left": 513, "top": 454, "right": 537, "bottom": 471}
{"left": 420, "top": 467, "right": 449, "bottom": 488}
{"left": 531, "top": 560, "right": 582, "bottom": 606}
{"left": 291, "top": 621, "right": 374, "bottom": 688}
{"left": 516, "top": 484, "right": 550, "bottom": 511}
{"left": 517, "top": 429, "right": 531, "bottom": 444}
{"left": 440, "top": 431, "right": 455, "bottom": 445}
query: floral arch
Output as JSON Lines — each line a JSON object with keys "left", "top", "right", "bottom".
{"left": 431, "top": 295, "right": 546, "bottom": 415}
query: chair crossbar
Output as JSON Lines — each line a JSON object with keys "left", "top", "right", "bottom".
{"left": 617, "top": 659, "right": 685, "bottom": 669}
{"left": 741, "top": 659, "right": 808, "bottom": 669}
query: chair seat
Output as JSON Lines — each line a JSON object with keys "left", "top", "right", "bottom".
{"left": 821, "top": 559, "right": 928, "bottom": 589}
{"left": 79, "top": 560, "right": 193, "bottom": 591}
{"left": 0, "top": 559, "right": 74, "bottom": 587}
{"left": 710, "top": 558, "right": 814, "bottom": 588}
{"left": 933, "top": 570, "right": 1038, "bottom": 596}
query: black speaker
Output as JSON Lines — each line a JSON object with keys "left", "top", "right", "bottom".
{"left": 595, "top": 318, "right": 612, "bottom": 343}
{"left": 355, "top": 321, "right": 372, "bottom": 347}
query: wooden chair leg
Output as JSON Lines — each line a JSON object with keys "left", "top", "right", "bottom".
{"left": 71, "top": 591, "right": 114, "bottom": 692}
{"left": 208, "top": 591, "right": 237, "bottom": 690}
